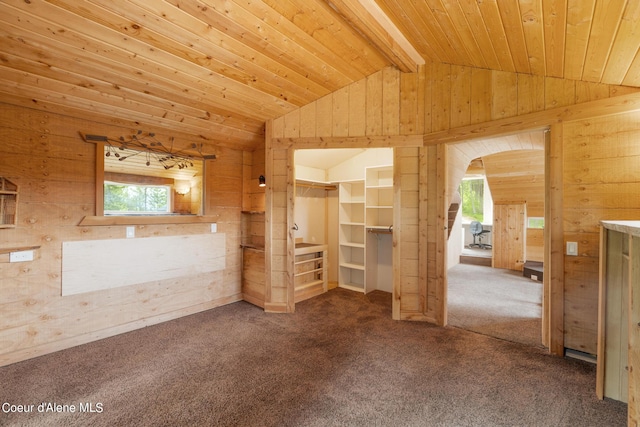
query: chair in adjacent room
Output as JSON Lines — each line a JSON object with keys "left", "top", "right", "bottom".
{"left": 469, "top": 221, "right": 492, "bottom": 249}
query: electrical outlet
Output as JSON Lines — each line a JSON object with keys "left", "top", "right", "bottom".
{"left": 126, "top": 226, "right": 135, "bottom": 238}
{"left": 10, "top": 250, "right": 34, "bottom": 263}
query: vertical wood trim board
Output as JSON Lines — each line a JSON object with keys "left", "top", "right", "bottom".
{"left": 286, "top": 147, "right": 296, "bottom": 312}
{"left": 629, "top": 235, "right": 640, "bottom": 424}
{"left": 95, "top": 142, "right": 104, "bottom": 216}
{"left": 62, "top": 234, "right": 226, "bottom": 296}
{"left": 548, "top": 124, "right": 565, "bottom": 355}
{"left": 596, "top": 225, "right": 607, "bottom": 400}
{"left": 392, "top": 148, "right": 402, "bottom": 320}
{"left": 435, "top": 144, "right": 448, "bottom": 325}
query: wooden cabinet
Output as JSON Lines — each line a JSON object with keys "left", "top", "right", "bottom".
{"left": 597, "top": 221, "right": 640, "bottom": 425}
{"left": 241, "top": 210, "right": 266, "bottom": 308}
{"left": 0, "top": 177, "right": 18, "bottom": 228}
{"left": 242, "top": 246, "right": 265, "bottom": 309}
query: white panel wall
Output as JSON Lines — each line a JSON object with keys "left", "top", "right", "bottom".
{"left": 294, "top": 186, "right": 327, "bottom": 244}
{"left": 327, "top": 148, "right": 393, "bottom": 182}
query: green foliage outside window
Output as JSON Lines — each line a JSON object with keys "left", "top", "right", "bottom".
{"left": 104, "top": 182, "right": 169, "bottom": 214}
{"left": 528, "top": 217, "right": 545, "bottom": 229}
{"left": 460, "top": 178, "right": 484, "bottom": 223}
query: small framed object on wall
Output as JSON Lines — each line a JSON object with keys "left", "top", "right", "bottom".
{"left": 0, "top": 177, "right": 18, "bottom": 228}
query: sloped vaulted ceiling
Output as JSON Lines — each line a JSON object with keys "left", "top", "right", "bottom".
{"left": 0, "top": 0, "right": 638, "bottom": 151}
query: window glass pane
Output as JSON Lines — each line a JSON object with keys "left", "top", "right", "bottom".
{"left": 528, "top": 217, "right": 545, "bottom": 229}
{"left": 460, "top": 178, "right": 484, "bottom": 223}
{"left": 104, "top": 182, "right": 170, "bottom": 214}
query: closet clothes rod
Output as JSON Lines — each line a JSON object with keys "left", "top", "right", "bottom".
{"left": 367, "top": 225, "right": 393, "bottom": 234}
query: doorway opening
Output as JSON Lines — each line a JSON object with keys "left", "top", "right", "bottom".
{"left": 292, "top": 148, "right": 394, "bottom": 304}
{"left": 444, "top": 131, "right": 547, "bottom": 348}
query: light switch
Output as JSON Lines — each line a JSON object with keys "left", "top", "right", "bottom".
{"left": 566, "top": 241, "right": 578, "bottom": 256}
{"left": 126, "top": 226, "right": 135, "bottom": 238}
{"left": 210, "top": 223, "right": 217, "bottom": 233}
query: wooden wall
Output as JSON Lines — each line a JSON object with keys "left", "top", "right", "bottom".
{"left": 484, "top": 149, "right": 546, "bottom": 263}
{"left": 0, "top": 102, "right": 243, "bottom": 367}
{"left": 267, "top": 63, "right": 640, "bottom": 354}
{"left": 484, "top": 150, "right": 545, "bottom": 217}
{"left": 563, "top": 111, "right": 640, "bottom": 354}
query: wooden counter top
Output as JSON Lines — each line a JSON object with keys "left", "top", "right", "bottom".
{"left": 601, "top": 221, "right": 640, "bottom": 237}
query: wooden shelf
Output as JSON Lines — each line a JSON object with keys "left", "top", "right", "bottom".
{"left": 79, "top": 215, "right": 220, "bottom": 226}
{"left": 294, "top": 247, "right": 327, "bottom": 303}
{"left": 0, "top": 245, "right": 41, "bottom": 263}
{"left": 296, "top": 279, "right": 324, "bottom": 290}
{"left": 338, "top": 283, "right": 365, "bottom": 293}
{"left": 295, "top": 256, "right": 323, "bottom": 266}
{"left": 295, "top": 267, "right": 324, "bottom": 277}
{"left": 0, "top": 245, "right": 40, "bottom": 255}
{"left": 296, "top": 180, "right": 337, "bottom": 191}
{"left": 340, "top": 262, "right": 365, "bottom": 270}
{"left": 340, "top": 242, "right": 365, "bottom": 248}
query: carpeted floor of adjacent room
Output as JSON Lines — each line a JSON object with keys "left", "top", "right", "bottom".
{"left": 0, "top": 287, "right": 626, "bottom": 426}
{"left": 447, "top": 263, "right": 543, "bottom": 347}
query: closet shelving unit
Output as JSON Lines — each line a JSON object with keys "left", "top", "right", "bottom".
{"left": 365, "top": 166, "right": 393, "bottom": 293}
{"left": 365, "top": 166, "right": 394, "bottom": 232}
{"left": 338, "top": 180, "right": 366, "bottom": 292}
{"left": 338, "top": 165, "right": 394, "bottom": 293}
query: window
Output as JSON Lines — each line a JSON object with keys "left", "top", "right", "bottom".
{"left": 104, "top": 182, "right": 171, "bottom": 215}
{"left": 528, "top": 217, "right": 545, "bottom": 229}
{"left": 460, "top": 178, "right": 485, "bottom": 223}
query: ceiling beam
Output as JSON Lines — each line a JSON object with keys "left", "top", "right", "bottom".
{"left": 324, "top": 0, "right": 424, "bottom": 73}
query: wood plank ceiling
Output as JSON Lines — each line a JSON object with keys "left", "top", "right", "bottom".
{"left": 0, "top": 0, "right": 639, "bottom": 152}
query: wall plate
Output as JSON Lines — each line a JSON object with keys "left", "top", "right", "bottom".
{"left": 10, "top": 250, "right": 34, "bottom": 263}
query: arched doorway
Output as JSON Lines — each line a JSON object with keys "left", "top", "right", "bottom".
{"left": 443, "top": 130, "right": 547, "bottom": 348}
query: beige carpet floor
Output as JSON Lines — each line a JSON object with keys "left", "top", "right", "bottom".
{"left": 0, "top": 288, "right": 625, "bottom": 426}
{"left": 447, "top": 263, "right": 543, "bottom": 347}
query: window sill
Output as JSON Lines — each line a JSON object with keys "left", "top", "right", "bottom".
{"left": 79, "top": 215, "right": 219, "bottom": 226}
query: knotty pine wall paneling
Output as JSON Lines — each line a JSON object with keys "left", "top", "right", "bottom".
{"left": 483, "top": 150, "right": 545, "bottom": 262}
{"left": 395, "top": 147, "right": 421, "bottom": 320}
{"left": 563, "top": 111, "right": 640, "bottom": 354}
{"left": 264, "top": 119, "right": 291, "bottom": 313}
{"left": 0, "top": 103, "right": 243, "bottom": 367}
{"left": 268, "top": 63, "right": 640, "bottom": 354}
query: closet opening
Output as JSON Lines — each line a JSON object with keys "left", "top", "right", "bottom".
{"left": 293, "top": 148, "right": 395, "bottom": 303}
